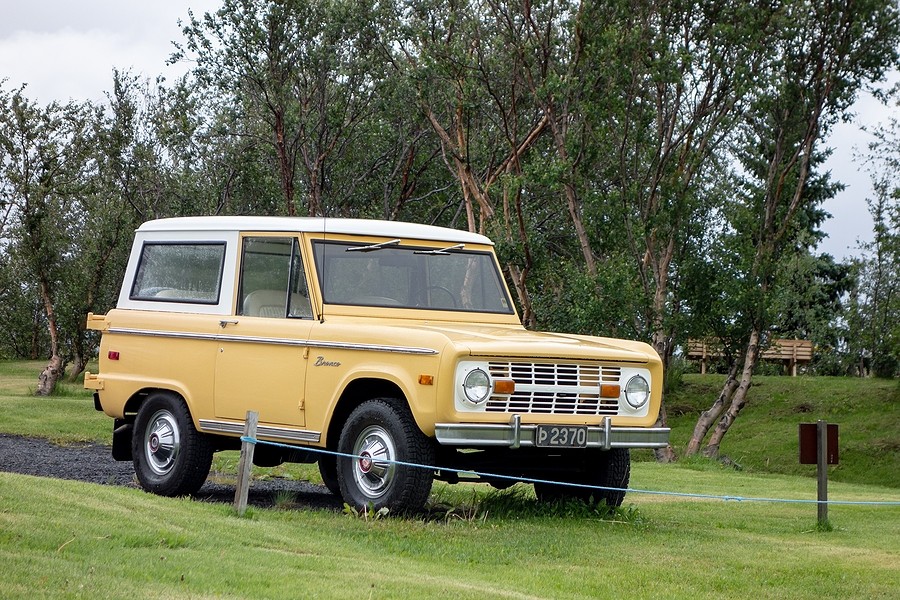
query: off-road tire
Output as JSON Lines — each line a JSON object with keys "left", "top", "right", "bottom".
{"left": 534, "top": 448, "right": 631, "bottom": 507}
{"left": 132, "top": 391, "right": 213, "bottom": 496}
{"left": 336, "top": 399, "right": 434, "bottom": 513}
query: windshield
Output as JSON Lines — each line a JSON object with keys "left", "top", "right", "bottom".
{"left": 313, "top": 241, "right": 514, "bottom": 314}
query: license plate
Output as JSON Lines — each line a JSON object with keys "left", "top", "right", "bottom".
{"left": 535, "top": 425, "right": 588, "bottom": 448}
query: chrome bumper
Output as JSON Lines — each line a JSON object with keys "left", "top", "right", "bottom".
{"left": 435, "top": 416, "right": 670, "bottom": 450}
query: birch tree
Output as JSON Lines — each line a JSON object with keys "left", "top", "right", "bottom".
{"left": 0, "top": 91, "right": 92, "bottom": 395}
{"left": 687, "top": 0, "right": 900, "bottom": 457}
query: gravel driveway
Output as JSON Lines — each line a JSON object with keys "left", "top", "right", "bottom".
{"left": 0, "top": 433, "right": 343, "bottom": 510}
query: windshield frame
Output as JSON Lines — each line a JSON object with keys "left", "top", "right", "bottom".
{"left": 312, "top": 239, "right": 515, "bottom": 315}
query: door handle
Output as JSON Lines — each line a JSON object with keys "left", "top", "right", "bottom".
{"left": 219, "top": 319, "right": 239, "bottom": 328}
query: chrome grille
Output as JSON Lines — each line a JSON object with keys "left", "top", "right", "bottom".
{"left": 486, "top": 362, "right": 621, "bottom": 415}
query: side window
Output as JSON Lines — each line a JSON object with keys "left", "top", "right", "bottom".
{"left": 239, "top": 237, "right": 312, "bottom": 318}
{"left": 130, "top": 243, "right": 225, "bottom": 303}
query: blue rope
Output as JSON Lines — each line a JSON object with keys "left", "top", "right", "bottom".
{"left": 239, "top": 435, "right": 900, "bottom": 507}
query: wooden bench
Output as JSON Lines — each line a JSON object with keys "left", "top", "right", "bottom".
{"left": 686, "top": 338, "right": 813, "bottom": 376}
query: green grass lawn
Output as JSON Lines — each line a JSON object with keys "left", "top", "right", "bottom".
{"left": 637, "top": 373, "right": 900, "bottom": 488}
{"left": 1, "top": 360, "right": 898, "bottom": 599}
{"left": 1, "top": 466, "right": 897, "bottom": 599}
{"left": 0, "top": 360, "right": 110, "bottom": 443}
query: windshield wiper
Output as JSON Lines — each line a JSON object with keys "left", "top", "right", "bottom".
{"left": 414, "top": 243, "right": 465, "bottom": 255}
{"left": 346, "top": 239, "right": 402, "bottom": 253}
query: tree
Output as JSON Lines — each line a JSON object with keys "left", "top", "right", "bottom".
{"left": 687, "top": 0, "right": 900, "bottom": 457}
{"left": 390, "top": 0, "right": 550, "bottom": 321}
{"left": 65, "top": 72, "right": 164, "bottom": 379}
{"left": 177, "top": 0, "right": 401, "bottom": 217}
{"left": 769, "top": 248, "right": 852, "bottom": 374}
{"left": 846, "top": 113, "right": 900, "bottom": 377}
{"left": 574, "top": 0, "right": 768, "bottom": 460}
{"left": 0, "top": 90, "right": 93, "bottom": 394}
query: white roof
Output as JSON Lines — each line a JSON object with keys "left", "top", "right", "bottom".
{"left": 137, "top": 216, "right": 494, "bottom": 245}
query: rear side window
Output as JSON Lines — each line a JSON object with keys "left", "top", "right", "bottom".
{"left": 130, "top": 242, "right": 226, "bottom": 303}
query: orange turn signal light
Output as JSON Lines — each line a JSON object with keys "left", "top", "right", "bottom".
{"left": 600, "top": 384, "right": 621, "bottom": 398}
{"left": 418, "top": 374, "right": 434, "bottom": 386}
{"left": 493, "top": 379, "right": 516, "bottom": 395}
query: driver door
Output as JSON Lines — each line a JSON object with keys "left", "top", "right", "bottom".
{"left": 214, "top": 235, "right": 313, "bottom": 427}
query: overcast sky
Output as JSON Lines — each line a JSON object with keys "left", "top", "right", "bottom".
{"left": 1, "top": 0, "right": 893, "bottom": 261}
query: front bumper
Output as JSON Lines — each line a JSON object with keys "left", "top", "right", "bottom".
{"left": 435, "top": 416, "right": 670, "bottom": 450}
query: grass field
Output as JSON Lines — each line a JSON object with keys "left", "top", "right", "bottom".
{"left": 0, "top": 360, "right": 898, "bottom": 599}
{"left": 1, "top": 466, "right": 897, "bottom": 599}
{"left": 637, "top": 373, "right": 900, "bottom": 488}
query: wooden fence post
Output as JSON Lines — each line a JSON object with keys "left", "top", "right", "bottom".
{"left": 234, "top": 411, "right": 259, "bottom": 516}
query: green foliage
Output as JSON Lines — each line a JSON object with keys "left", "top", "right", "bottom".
{"left": 0, "top": 254, "right": 45, "bottom": 360}
{"left": 343, "top": 502, "right": 391, "bottom": 521}
{"left": 2, "top": 1, "right": 900, "bottom": 405}
{"left": 530, "top": 257, "right": 646, "bottom": 339}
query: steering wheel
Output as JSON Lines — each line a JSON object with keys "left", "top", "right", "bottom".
{"left": 427, "top": 285, "right": 457, "bottom": 308}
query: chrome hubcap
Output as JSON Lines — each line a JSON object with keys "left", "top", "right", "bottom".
{"left": 352, "top": 425, "right": 396, "bottom": 499}
{"left": 144, "top": 409, "right": 180, "bottom": 476}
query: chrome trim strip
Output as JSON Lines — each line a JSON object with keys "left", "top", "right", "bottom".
{"left": 435, "top": 422, "right": 670, "bottom": 449}
{"left": 199, "top": 419, "right": 321, "bottom": 444}
{"left": 306, "top": 340, "right": 437, "bottom": 355}
{"left": 107, "top": 327, "right": 437, "bottom": 355}
{"left": 108, "top": 327, "right": 214, "bottom": 342}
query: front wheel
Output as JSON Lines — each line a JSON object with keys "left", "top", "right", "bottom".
{"left": 534, "top": 448, "right": 631, "bottom": 507}
{"left": 132, "top": 391, "right": 213, "bottom": 496}
{"left": 336, "top": 399, "right": 434, "bottom": 513}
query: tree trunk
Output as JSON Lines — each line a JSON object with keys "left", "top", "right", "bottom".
{"left": 683, "top": 362, "right": 740, "bottom": 456}
{"left": 36, "top": 354, "right": 63, "bottom": 397}
{"left": 545, "top": 113, "right": 596, "bottom": 276}
{"left": 68, "top": 319, "right": 88, "bottom": 382}
{"left": 702, "top": 329, "right": 761, "bottom": 457}
{"left": 508, "top": 264, "right": 535, "bottom": 328}
{"left": 652, "top": 403, "right": 677, "bottom": 463}
{"left": 29, "top": 315, "right": 40, "bottom": 360}
{"left": 68, "top": 354, "right": 86, "bottom": 383}
{"left": 650, "top": 322, "right": 676, "bottom": 463}
{"left": 649, "top": 279, "right": 676, "bottom": 463}
{"left": 273, "top": 109, "right": 297, "bottom": 216}
{"left": 35, "top": 277, "right": 63, "bottom": 396}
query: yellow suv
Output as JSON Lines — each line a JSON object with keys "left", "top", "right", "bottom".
{"left": 86, "top": 216, "right": 668, "bottom": 511}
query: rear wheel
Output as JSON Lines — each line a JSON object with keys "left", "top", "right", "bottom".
{"left": 336, "top": 399, "right": 434, "bottom": 513}
{"left": 132, "top": 391, "right": 213, "bottom": 496}
{"left": 534, "top": 448, "right": 631, "bottom": 507}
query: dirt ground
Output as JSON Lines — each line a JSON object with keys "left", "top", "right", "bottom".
{"left": 0, "top": 433, "right": 343, "bottom": 510}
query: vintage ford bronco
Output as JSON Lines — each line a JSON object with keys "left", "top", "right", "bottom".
{"left": 86, "top": 216, "right": 668, "bottom": 511}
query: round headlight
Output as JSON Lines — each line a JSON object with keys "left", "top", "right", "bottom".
{"left": 624, "top": 375, "right": 650, "bottom": 409}
{"left": 462, "top": 368, "right": 491, "bottom": 405}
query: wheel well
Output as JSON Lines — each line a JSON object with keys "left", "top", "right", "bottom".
{"left": 122, "top": 389, "right": 152, "bottom": 421}
{"left": 325, "top": 378, "right": 407, "bottom": 449}
{"left": 123, "top": 388, "right": 187, "bottom": 422}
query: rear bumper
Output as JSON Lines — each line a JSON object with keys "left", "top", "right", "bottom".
{"left": 435, "top": 416, "right": 670, "bottom": 450}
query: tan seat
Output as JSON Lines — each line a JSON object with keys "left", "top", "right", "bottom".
{"left": 243, "top": 289, "right": 311, "bottom": 318}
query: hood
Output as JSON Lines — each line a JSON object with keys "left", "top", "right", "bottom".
{"left": 417, "top": 323, "right": 658, "bottom": 364}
